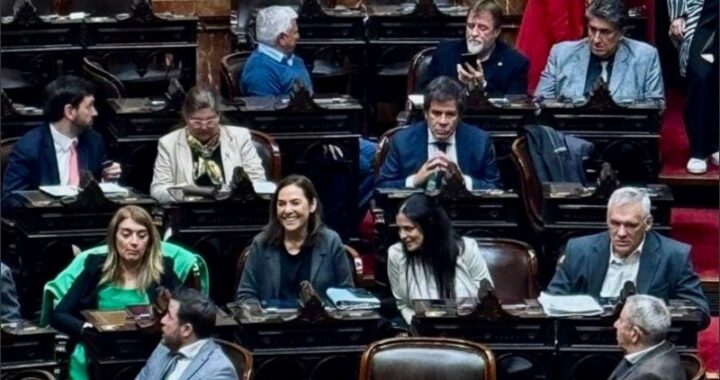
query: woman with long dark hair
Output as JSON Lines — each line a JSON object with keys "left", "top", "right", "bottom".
{"left": 388, "top": 194, "right": 493, "bottom": 323}
{"left": 236, "top": 175, "right": 353, "bottom": 304}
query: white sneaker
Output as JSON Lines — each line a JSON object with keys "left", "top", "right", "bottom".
{"left": 709, "top": 152, "right": 719, "bottom": 167}
{"left": 687, "top": 158, "right": 708, "bottom": 174}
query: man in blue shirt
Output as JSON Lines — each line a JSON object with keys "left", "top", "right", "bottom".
{"left": 240, "top": 6, "right": 377, "bottom": 211}
{"left": 240, "top": 6, "right": 312, "bottom": 96}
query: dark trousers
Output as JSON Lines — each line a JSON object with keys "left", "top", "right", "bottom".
{"left": 684, "top": 0, "right": 719, "bottom": 159}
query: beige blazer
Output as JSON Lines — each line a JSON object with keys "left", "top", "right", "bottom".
{"left": 150, "top": 125, "right": 266, "bottom": 203}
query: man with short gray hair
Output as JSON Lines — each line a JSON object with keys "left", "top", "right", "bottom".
{"left": 240, "top": 6, "right": 312, "bottom": 96}
{"left": 547, "top": 186, "right": 709, "bottom": 329}
{"left": 608, "top": 294, "right": 684, "bottom": 380}
{"left": 535, "top": 0, "right": 664, "bottom": 105}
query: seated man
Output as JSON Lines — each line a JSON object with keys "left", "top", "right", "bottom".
{"left": 136, "top": 288, "right": 237, "bottom": 380}
{"left": 534, "top": 0, "right": 665, "bottom": 105}
{"left": 610, "top": 294, "right": 684, "bottom": 380}
{"left": 240, "top": 6, "right": 311, "bottom": 96}
{"left": 420, "top": 0, "right": 529, "bottom": 95}
{"left": 547, "top": 187, "right": 710, "bottom": 329}
{"left": 377, "top": 76, "right": 501, "bottom": 190}
{"left": 1, "top": 262, "right": 21, "bottom": 323}
{"left": 1, "top": 75, "right": 121, "bottom": 213}
{"left": 241, "top": 5, "right": 377, "bottom": 211}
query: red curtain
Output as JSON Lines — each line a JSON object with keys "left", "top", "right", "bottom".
{"left": 516, "top": 0, "right": 586, "bottom": 94}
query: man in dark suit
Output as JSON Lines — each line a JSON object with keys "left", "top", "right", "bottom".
{"left": 608, "top": 294, "right": 685, "bottom": 380}
{"left": 547, "top": 187, "right": 710, "bottom": 329}
{"left": 377, "top": 76, "right": 501, "bottom": 190}
{"left": 419, "top": 0, "right": 529, "bottom": 95}
{"left": 136, "top": 288, "right": 237, "bottom": 380}
{"left": 1, "top": 75, "right": 121, "bottom": 213}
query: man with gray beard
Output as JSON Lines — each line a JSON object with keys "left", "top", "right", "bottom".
{"left": 419, "top": 0, "right": 529, "bottom": 95}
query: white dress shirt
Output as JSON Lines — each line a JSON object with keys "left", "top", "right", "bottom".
{"left": 600, "top": 238, "right": 645, "bottom": 298}
{"left": 166, "top": 339, "right": 209, "bottom": 380}
{"left": 404, "top": 128, "right": 472, "bottom": 191}
{"left": 625, "top": 340, "right": 665, "bottom": 364}
{"left": 49, "top": 124, "right": 78, "bottom": 186}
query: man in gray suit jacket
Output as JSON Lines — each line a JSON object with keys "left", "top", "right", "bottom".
{"left": 136, "top": 288, "right": 237, "bottom": 380}
{"left": 547, "top": 187, "right": 710, "bottom": 329}
{"left": 535, "top": 0, "right": 665, "bottom": 106}
{"left": 608, "top": 294, "right": 684, "bottom": 380}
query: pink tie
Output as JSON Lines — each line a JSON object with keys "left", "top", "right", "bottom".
{"left": 69, "top": 140, "right": 79, "bottom": 187}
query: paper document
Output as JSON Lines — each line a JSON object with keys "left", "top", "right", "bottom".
{"left": 39, "top": 183, "right": 129, "bottom": 198}
{"left": 537, "top": 292, "right": 603, "bottom": 317}
{"left": 326, "top": 287, "right": 380, "bottom": 310}
{"left": 39, "top": 185, "right": 78, "bottom": 197}
{"left": 252, "top": 181, "right": 277, "bottom": 195}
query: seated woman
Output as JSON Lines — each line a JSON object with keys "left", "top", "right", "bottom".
{"left": 388, "top": 194, "right": 493, "bottom": 324}
{"left": 150, "top": 85, "right": 266, "bottom": 203}
{"left": 50, "top": 205, "right": 181, "bottom": 380}
{"left": 236, "top": 175, "right": 354, "bottom": 305}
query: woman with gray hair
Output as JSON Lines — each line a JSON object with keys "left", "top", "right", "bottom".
{"left": 150, "top": 85, "right": 266, "bottom": 203}
{"left": 240, "top": 5, "right": 313, "bottom": 96}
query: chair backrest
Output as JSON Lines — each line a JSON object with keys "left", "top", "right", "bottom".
{"left": 214, "top": 338, "right": 254, "bottom": 380}
{"left": 359, "top": 337, "right": 496, "bottom": 380}
{"left": 343, "top": 244, "right": 365, "bottom": 286}
{"left": 249, "top": 129, "right": 282, "bottom": 182}
{"left": 374, "top": 125, "right": 409, "bottom": 177}
{"left": 0, "top": 368, "right": 56, "bottom": 380}
{"left": 474, "top": 238, "right": 539, "bottom": 304}
{"left": 81, "top": 56, "right": 125, "bottom": 99}
{"left": 235, "top": 245, "right": 252, "bottom": 291}
{"left": 407, "top": 47, "right": 435, "bottom": 95}
{"left": 1, "top": 137, "right": 19, "bottom": 183}
{"left": 510, "top": 136, "right": 544, "bottom": 233}
{"left": 220, "top": 51, "right": 253, "bottom": 100}
{"left": 679, "top": 353, "right": 707, "bottom": 380}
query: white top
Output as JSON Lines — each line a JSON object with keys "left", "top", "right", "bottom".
{"left": 49, "top": 124, "right": 78, "bottom": 186}
{"left": 625, "top": 340, "right": 665, "bottom": 364}
{"left": 387, "top": 237, "right": 493, "bottom": 324}
{"left": 166, "top": 339, "right": 210, "bottom": 380}
{"left": 404, "top": 129, "right": 472, "bottom": 191}
{"left": 600, "top": 238, "right": 645, "bottom": 298}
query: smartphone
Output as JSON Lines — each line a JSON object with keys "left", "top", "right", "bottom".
{"left": 461, "top": 52, "right": 479, "bottom": 70}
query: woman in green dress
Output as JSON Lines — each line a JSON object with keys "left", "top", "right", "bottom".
{"left": 50, "top": 205, "right": 180, "bottom": 379}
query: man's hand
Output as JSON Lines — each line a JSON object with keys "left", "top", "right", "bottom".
{"left": 669, "top": 17, "right": 686, "bottom": 41}
{"left": 101, "top": 161, "right": 122, "bottom": 182}
{"left": 457, "top": 61, "right": 485, "bottom": 89}
{"left": 413, "top": 156, "right": 448, "bottom": 187}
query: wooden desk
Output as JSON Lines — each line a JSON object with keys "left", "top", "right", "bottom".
{"left": 228, "top": 302, "right": 383, "bottom": 380}
{"left": 0, "top": 321, "right": 62, "bottom": 379}
{"left": 164, "top": 196, "right": 271, "bottom": 305}
{"left": 538, "top": 99, "right": 663, "bottom": 183}
{"left": 413, "top": 300, "right": 703, "bottom": 380}
{"left": 225, "top": 95, "right": 363, "bottom": 239}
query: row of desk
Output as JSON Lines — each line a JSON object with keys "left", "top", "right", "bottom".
{"left": 0, "top": 297, "right": 703, "bottom": 380}
{"left": 5, "top": 178, "right": 673, "bottom": 315}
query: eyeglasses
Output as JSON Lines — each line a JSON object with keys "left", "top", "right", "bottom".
{"left": 188, "top": 116, "right": 219, "bottom": 128}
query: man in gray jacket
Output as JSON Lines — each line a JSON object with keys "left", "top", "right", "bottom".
{"left": 608, "top": 294, "right": 684, "bottom": 380}
{"left": 136, "top": 288, "right": 237, "bottom": 380}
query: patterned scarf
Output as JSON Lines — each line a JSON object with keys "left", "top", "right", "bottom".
{"left": 186, "top": 130, "right": 223, "bottom": 186}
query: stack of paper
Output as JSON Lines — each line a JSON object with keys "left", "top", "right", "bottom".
{"left": 538, "top": 292, "right": 604, "bottom": 317}
{"left": 326, "top": 287, "right": 380, "bottom": 310}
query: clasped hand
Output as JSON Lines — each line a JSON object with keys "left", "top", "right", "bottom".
{"left": 413, "top": 154, "right": 462, "bottom": 187}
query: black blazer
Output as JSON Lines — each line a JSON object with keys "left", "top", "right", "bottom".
{"left": 50, "top": 255, "right": 180, "bottom": 338}
{"left": 421, "top": 39, "right": 530, "bottom": 95}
